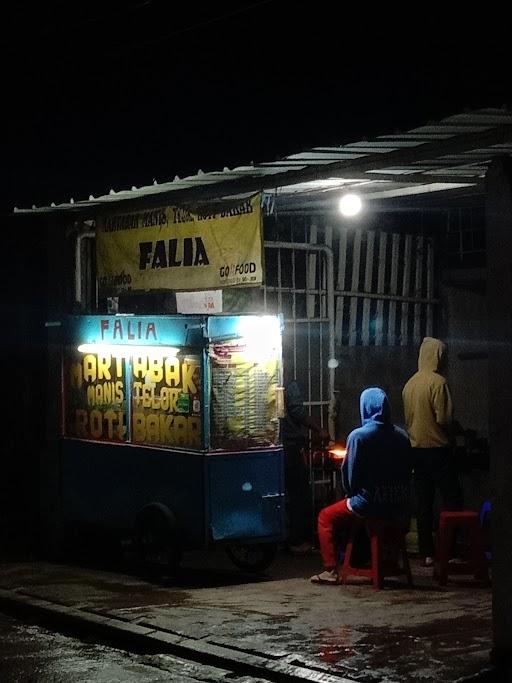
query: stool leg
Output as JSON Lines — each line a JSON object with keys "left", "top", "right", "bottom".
{"left": 471, "top": 523, "right": 489, "bottom": 583}
{"left": 402, "top": 541, "right": 413, "bottom": 586}
{"left": 340, "top": 535, "right": 355, "bottom": 585}
{"left": 371, "top": 534, "right": 383, "bottom": 589}
{"left": 436, "top": 521, "right": 451, "bottom": 586}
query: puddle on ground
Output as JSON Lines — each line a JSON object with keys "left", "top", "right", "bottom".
{"left": 313, "top": 614, "right": 492, "bottom": 682}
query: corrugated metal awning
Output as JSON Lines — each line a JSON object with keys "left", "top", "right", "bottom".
{"left": 15, "top": 107, "right": 512, "bottom": 216}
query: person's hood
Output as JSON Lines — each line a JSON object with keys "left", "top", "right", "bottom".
{"left": 418, "top": 336, "right": 446, "bottom": 372}
{"left": 359, "top": 387, "right": 391, "bottom": 425}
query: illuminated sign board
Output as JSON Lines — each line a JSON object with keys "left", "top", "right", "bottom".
{"left": 63, "top": 316, "right": 203, "bottom": 449}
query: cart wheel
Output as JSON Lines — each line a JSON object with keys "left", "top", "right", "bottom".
{"left": 225, "top": 542, "right": 277, "bottom": 572}
{"left": 134, "top": 503, "right": 181, "bottom": 572}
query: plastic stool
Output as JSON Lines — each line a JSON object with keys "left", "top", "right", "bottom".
{"left": 479, "top": 500, "right": 491, "bottom": 525}
{"left": 340, "top": 518, "right": 413, "bottom": 590}
{"left": 434, "top": 511, "right": 489, "bottom": 586}
{"left": 479, "top": 501, "right": 492, "bottom": 561}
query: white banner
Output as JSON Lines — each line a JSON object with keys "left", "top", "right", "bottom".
{"left": 176, "top": 290, "right": 223, "bottom": 314}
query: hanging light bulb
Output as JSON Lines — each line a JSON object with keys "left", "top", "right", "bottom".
{"left": 338, "top": 193, "right": 362, "bottom": 217}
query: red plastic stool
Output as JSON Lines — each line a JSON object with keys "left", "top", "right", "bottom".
{"left": 340, "top": 518, "right": 413, "bottom": 590}
{"left": 434, "top": 511, "right": 489, "bottom": 586}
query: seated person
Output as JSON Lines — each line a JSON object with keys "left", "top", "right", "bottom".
{"left": 310, "top": 387, "right": 412, "bottom": 584}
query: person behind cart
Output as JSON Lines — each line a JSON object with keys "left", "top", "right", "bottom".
{"left": 310, "top": 387, "right": 412, "bottom": 584}
{"left": 402, "top": 337, "right": 464, "bottom": 567}
{"left": 282, "top": 380, "right": 330, "bottom": 555}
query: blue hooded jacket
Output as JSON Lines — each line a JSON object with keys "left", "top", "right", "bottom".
{"left": 341, "top": 387, "right": 412, "bottom": 518}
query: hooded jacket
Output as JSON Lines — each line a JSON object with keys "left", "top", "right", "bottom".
{"left": 341, "top": 387, "right": 412, "bottom": 517}
{"left": 281, "top": 380, "right": 308, "bottom": 449}
{"left": 402, "top": 337, "right": 453, "bottom": 448}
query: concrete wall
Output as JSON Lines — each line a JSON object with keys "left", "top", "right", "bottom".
{"left": 440, "top": 269, "right": 490, "bottom": 513}
{"left": 440, "top": 269, "right": 489, "bottom": 437}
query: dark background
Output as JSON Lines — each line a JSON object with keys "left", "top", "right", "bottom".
{"left": 3, "top": 1, "right": 511, "bottom": 214}
{"left": 1, "top": 1, "right": 509, "bottom": 554}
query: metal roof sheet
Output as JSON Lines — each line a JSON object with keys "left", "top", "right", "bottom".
{"left": 15, "top": 107, "right": 512, "bottom": 216}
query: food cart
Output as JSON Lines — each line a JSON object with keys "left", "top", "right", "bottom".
{"left": 59, "top": 312, "right": 285, "bottom": 571}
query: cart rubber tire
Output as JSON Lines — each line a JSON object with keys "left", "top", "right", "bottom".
{"left": 225, "top": 542, "right": 278, "bottom": 572}
{"left": 134, "top": 503, "right": 181, "bottom": 572}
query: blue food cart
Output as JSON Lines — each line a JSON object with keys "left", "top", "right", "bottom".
{"left": 59, "top": 313, "right": 285, "bottom": 571}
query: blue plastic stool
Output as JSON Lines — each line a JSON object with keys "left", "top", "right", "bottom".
{"left": 479, "top": 501, "right": 492, "bottom": 562}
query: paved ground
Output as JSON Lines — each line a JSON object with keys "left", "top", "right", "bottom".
{"left": 0, "top": 611, "right": 283, "bottom": 683}
{"left": 0, "top": 550, "right": 493, "bottom": 682}
{"left": 0, "top": 612, "right": 178, "bottom": 683}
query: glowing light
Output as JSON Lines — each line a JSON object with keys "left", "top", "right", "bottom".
{"left": 329, "top": 446, "right": 347, "bottom": 461}
{"left": 236, "top": 316, "right": 282, "bottom": 362}
{"left": 338, "top": 193, "right": 362, "bottom": 217}
{"left": 236, "top": 315, "right": 281, "bottom": 339}
{"left": 77, "top": 344, "right": 179, "bottom": 358}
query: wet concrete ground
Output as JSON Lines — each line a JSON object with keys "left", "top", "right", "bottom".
{"left": 0, "top": 612, "right": 277, "bottom": 682}
{"left": 0, "top": 550, "right": 493, "bottom": 682}
{"left": 0, "top": 612, "right": 184, "bottom": 682}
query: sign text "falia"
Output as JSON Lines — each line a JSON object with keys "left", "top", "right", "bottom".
{"left": 100, "top": 318, "right": 157, "bottom": 341}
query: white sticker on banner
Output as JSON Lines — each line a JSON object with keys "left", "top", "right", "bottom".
{"left": 176, "top": 290, "right": 223, "bottom": 314}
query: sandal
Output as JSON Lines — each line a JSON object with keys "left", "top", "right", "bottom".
{"left": 310, "top": 570, "right": 339, "bottom": 585}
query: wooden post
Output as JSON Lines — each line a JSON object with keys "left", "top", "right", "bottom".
{"left": 375, "top": 232, "right": 387, "bottom": 346}
{"left": 485, "top": 157, "right": 512, "bottom": 676}
{"left": 362, "top": 231, "right": 375, "bottom": 345}
{"left": 400, "top": 234, "right": 412, "bottom": 345}
{"left": 388, "top": 233, "right": 400, "bottom": 345}
{"left": 348, "top": 229, "right": 362, "bottom": 346}
{"left": 335, "top": 228, "right": 348, "bottom": 345}
{"left": 413, "top": 235, "right": 424, "bottom": 343}
{"left": 426, "top": 237, "right": 434, "bottom": 336}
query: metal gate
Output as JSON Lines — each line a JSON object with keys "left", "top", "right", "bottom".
{"left": 263, "top": 216, "right": 436, "bottom": 523}
{"left": 262, "top": 237, "right": 335, "bottom": 525}
{"left": 262, "top": 240, "right": 334, "bottom": 436}
{"left": 263, "top": 221, "right": 436, "bottom": 387}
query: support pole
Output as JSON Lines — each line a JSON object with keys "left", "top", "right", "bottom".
{"left": 485, "top": 158, "right": 512, "bottom": 676}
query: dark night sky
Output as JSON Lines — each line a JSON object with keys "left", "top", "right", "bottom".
{"left": 3, "top": 1, "right": 511, "bottom": 214}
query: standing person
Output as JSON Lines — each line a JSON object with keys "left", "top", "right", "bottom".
{"left": 310, "top": 387, "right": 412, "bottom": 584}
{"left": 402, "top": 336, "right": 463, "bottom": 567}
{"left": 282, "top": 380, "right": 330, "bottom": 554}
